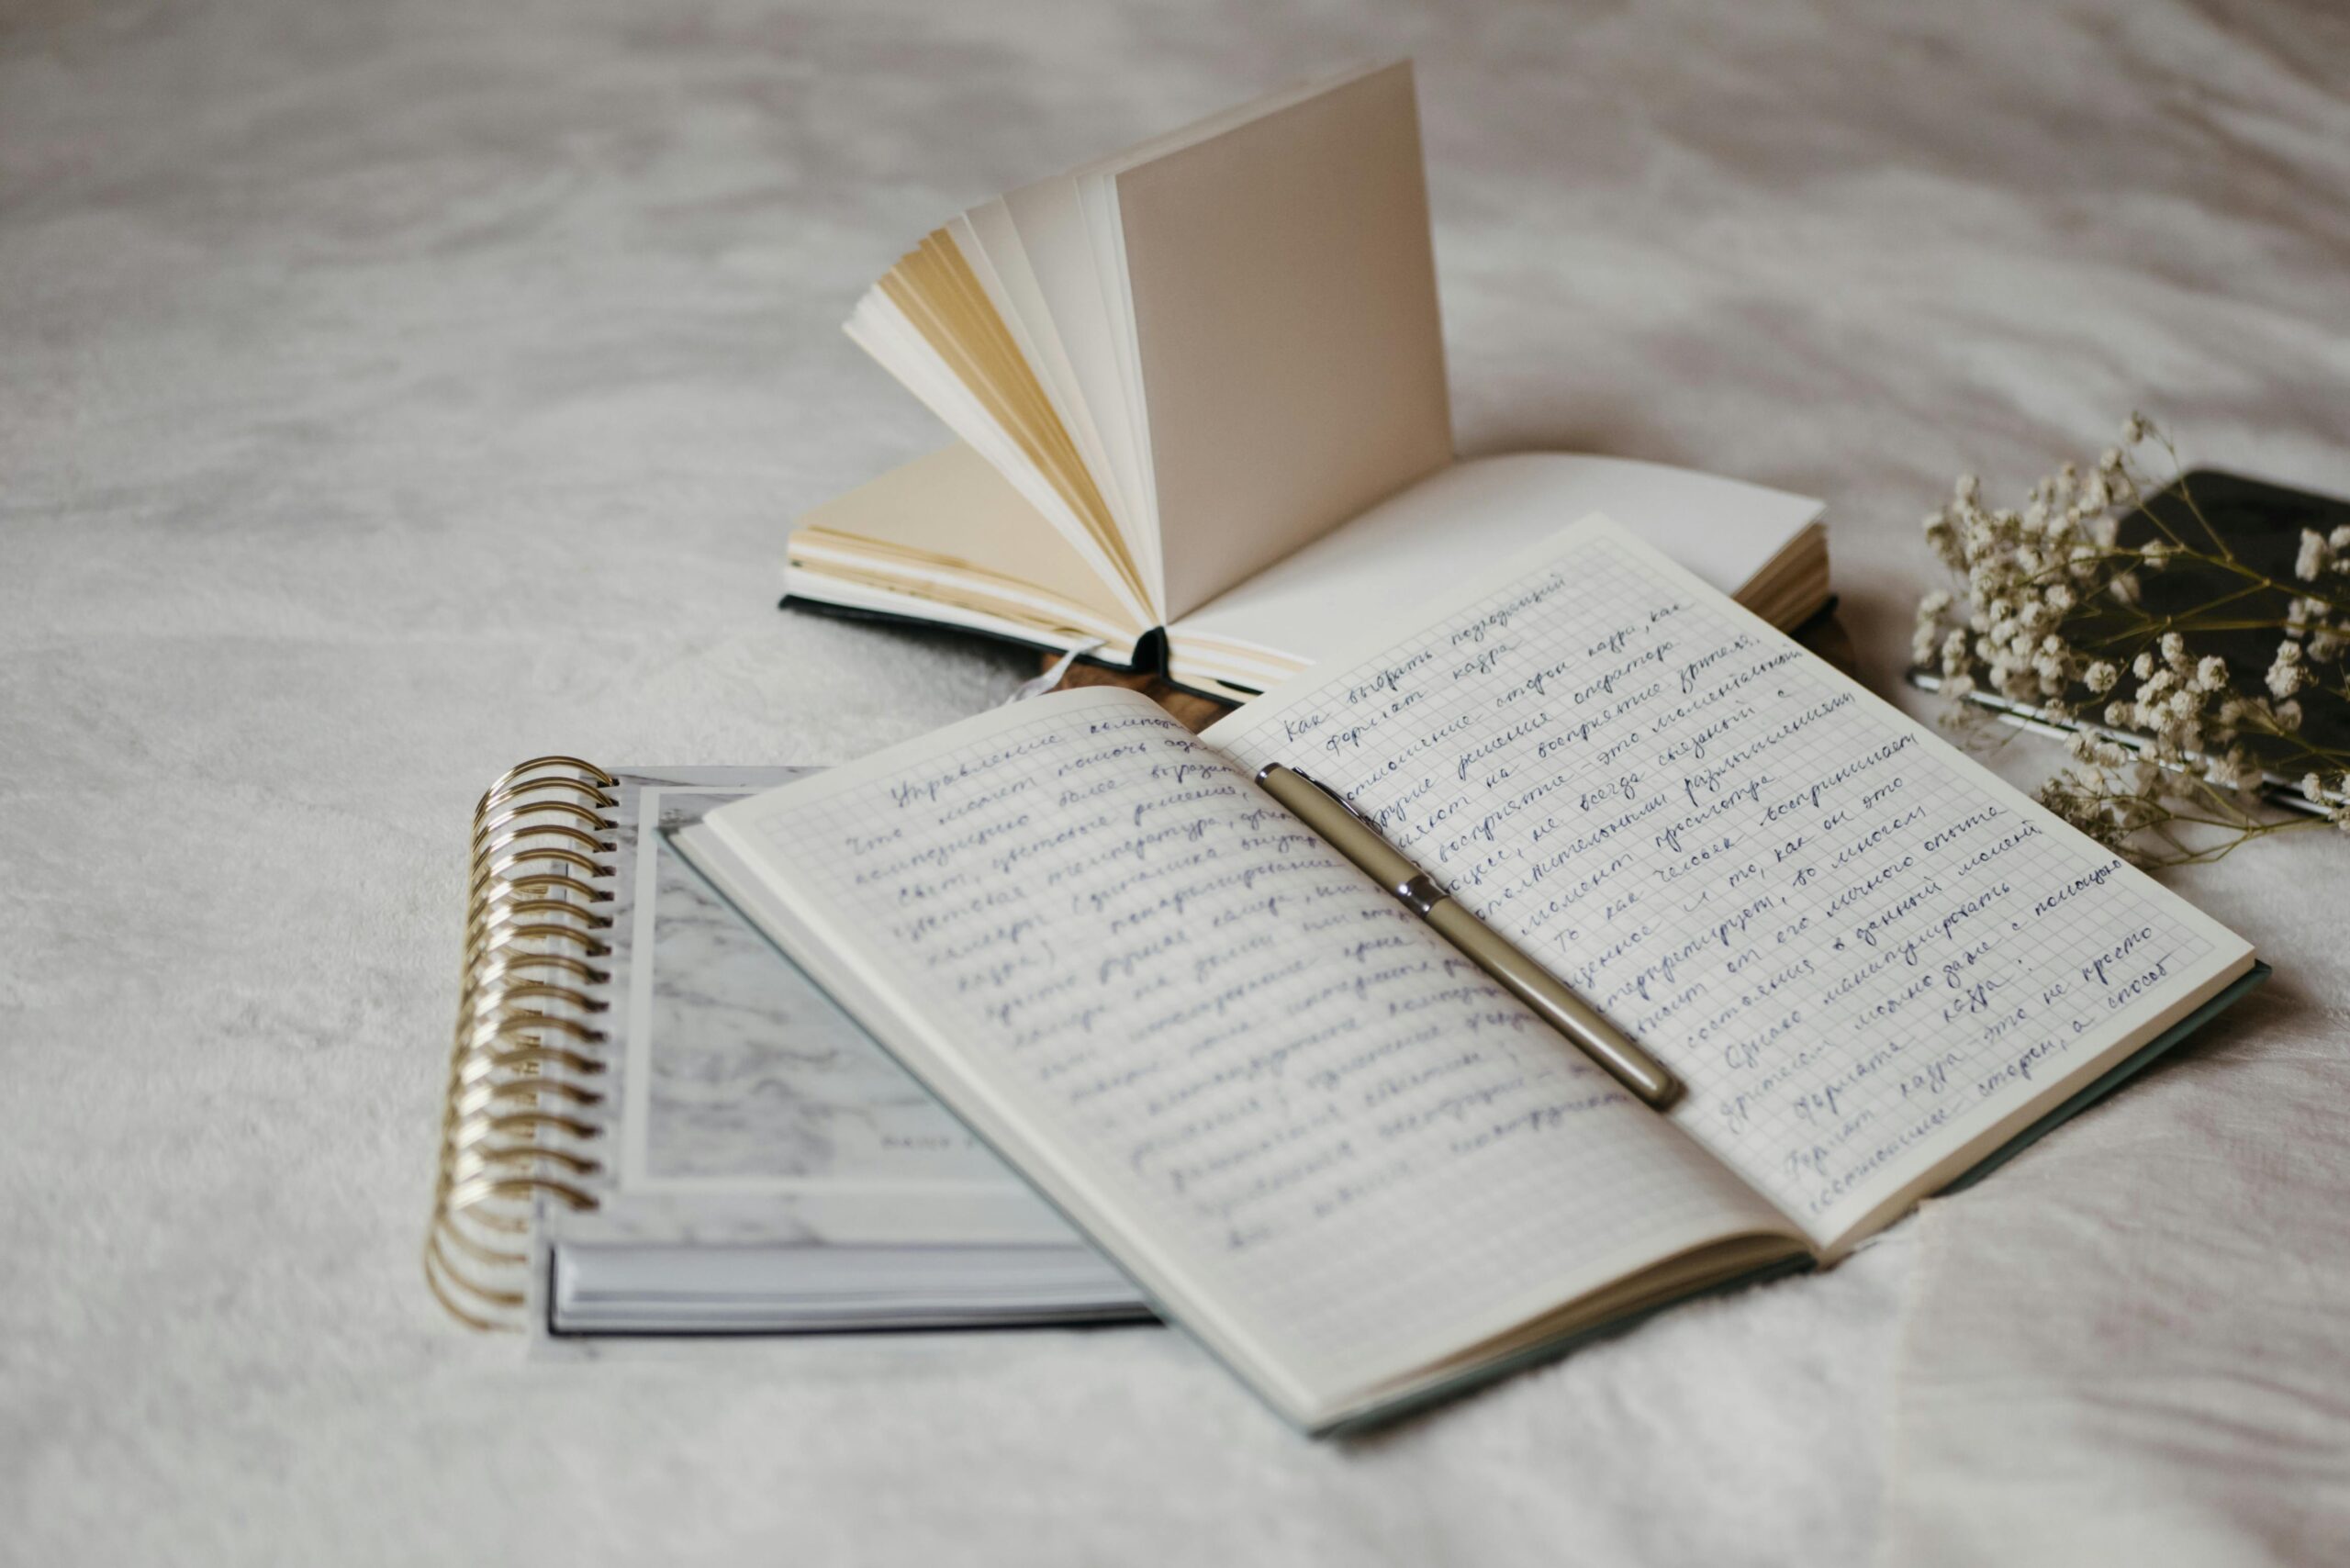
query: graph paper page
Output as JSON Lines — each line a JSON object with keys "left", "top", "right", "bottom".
{"left": 1206, "top": 516, "right": 2253, "bottom": 1248}
{"left": 697, "top": 687, "right": 1791, "bottom": 1413}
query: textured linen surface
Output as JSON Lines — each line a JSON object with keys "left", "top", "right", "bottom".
{"left": 1883, "top": 955, "right": 2350, "bottom": 1567}
{"left": 4, "top": 1, "right": 2345, "bottom": 1564}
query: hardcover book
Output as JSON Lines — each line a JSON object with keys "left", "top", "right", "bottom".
{"left": 784, "top": 61, "right": 1831, "bottom": 700}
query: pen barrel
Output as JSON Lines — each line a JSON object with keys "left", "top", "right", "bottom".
{"left": 1423, "top": 900, "right": 1682, "bottom": 1108}
{"left": 1257, "top": 767, "right": 1423, "bottom": 892}
{"left": 1259, "top": 761, "right": 1681, "bottom": 1108}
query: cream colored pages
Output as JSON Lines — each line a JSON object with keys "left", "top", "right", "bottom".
{"left": 788, "top": 442, "right": 1142, "bottom": 640}
{"left": 842, "top": 290, "right": 1152, "bottom": 630}
{"left": 1000, "top": 175, "right": 1160, "bottom": 610}
{"left": 1205, "top": 517, "right": 2254, "bottom": 1250}
{"left": 951, "top": 205, "right": 1127, "bottom": 556}
{"left": 1113, "top": 59, "right": 1452, "bottom": 621}
{"left": 692, "top": 688, "right": 1791, "bottom": 1425}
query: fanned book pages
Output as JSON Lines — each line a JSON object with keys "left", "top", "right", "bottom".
{"left": 429, "top": 765, "right": 1146, "bottom": 1337}
{"left": 784, "top": 59, "right": 1830, "bottom": 700}
{"left": 677, "top": 517, "right": 2261, "bottom": 1432}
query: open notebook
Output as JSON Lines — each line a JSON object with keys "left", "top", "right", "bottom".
{"left": 785, "top": 60, "right": 1830, "bottom": 700}
{"left": 679, "top": 517, "right": 2259, "bottom": 1433}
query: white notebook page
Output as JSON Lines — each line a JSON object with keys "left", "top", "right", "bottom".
{"left": 698, "top": 689, "right": 1789, "bottom": 1414}
{"left": 1167, "top": 453, "right": 1820, "bottom": 667}
{"left": 1205, "top": 517, "right": 2254, "bottom": 1248}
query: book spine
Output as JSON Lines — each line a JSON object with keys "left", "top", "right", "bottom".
{"left": 424, "top": 756, "right": 621, "bottom": 1330}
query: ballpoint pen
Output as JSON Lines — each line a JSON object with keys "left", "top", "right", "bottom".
{"left": 1256, "top": 762, "right": 1684, "bottom": 1109}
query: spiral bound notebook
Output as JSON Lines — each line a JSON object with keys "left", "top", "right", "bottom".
{"left": 428, "top": 759, "right": 1147, "bottom": 1336}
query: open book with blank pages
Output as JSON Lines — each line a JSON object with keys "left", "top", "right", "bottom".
{"left": 430, "top": 765, "right": 1146, "bottom": 1337}
{"left": 678, "top": 515, "right": 2263, "bottom": 1433}
{"left": 784, "top": 59, "right": 1830, "bottom": 700}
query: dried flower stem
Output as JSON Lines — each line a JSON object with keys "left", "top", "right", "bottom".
{"left": 1914, "top": 416, "right": 2350, "bottom": 868}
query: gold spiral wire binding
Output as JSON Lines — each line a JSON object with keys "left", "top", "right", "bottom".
{"left": 470, "top": 797, "right": 614, "bottom": 846}
{"left": 459, "top": 980, "right": 610, "bottom": 1016}
{"left": 467, "top": 893, "right": 610, "bottom": 931}
{"left": 428, "top": 756, "right": 621, "bottom": 1331}
{"left": 468, "top": 896, "right": 612, "bottom": 944}
{"left": 473, "top": 760, "right": 617, "bottom": 829}
{"left": 474, "top": 822, "right": 615, "bottom": 863}
{"left": 465, "top": 951, "right": 610, "bottom": 990}
{"left": 464, "top": 871, "right": 610, "bottom": 920}
{"left": 469, "top": 846, "right": 607, "bottom": 893}
{"left": 450, "top": 1073, "right": 602, "bottom": 1122}
{"left": 476, "top": 923, "right": 610, "bottom": 959}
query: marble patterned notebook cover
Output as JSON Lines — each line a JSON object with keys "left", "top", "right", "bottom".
{"left": 530, "top": 767, "right": 1148, "bottom": 1338}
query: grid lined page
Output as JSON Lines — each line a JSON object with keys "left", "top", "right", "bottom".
{"left": 700, "top": 689, "right": 1789, "bottom": 1404}
{"left": 1207, "top": 518, "right": 2252, "bottom": 1246}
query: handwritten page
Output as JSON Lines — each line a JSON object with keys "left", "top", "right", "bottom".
{"left": 697, "top": 688, "right": 1791, "bottom": 1404}
{"left": 1206, "top": 517, "right": 2253, "bottom": 1247}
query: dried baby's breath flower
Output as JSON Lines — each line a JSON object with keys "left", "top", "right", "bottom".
{"left": 2204, "top": 750, "right": 2253, "bottom": 791}
{"left": 1917, "top": 415, "right": 2350, "bottom": 867}
{"left": 2267, "top": 641, "right": 2306, "bottom": 699}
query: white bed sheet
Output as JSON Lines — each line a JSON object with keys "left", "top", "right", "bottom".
{"left": 4, "top": 0, "right": 2345, "bottom": 1562}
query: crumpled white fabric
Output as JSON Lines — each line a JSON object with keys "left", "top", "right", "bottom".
{"left": 1882, "top": 900, "right": 2350, "bottom": 1565}
{"left": 8, "top": 0, "right": 2350, "bottom": 1562}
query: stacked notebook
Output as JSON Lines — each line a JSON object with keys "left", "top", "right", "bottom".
{"left": 429, "top": 452, "right": 1833, "bottom": 1339}
{"left": 427, "top": 62, "right": 2264, "bottom": 1436}
{"left": 783, "top": 60, "right": 1831, "bottom": 700}
{"left": 431, "top": 765, "right": 1147, "bottom": 1337}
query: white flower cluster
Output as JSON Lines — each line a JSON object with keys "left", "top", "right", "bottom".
{"left": 2267, "top": 639, "right": 2305, "bottom": 700}
{"left": 2292, "top": 524, "right": 2350, "bottom": 584}
{"left": 2300, "top": 772, "right": 2350, "bottom": 836}
{"left": 1914, "top": 431, "right": 2147, "bottom": 710}
{"left": 2103, "top": 634, "right": 2236, "bottom": 752}
{"left": 1915, "top": 415, "right": 2350, "bottom": 863}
